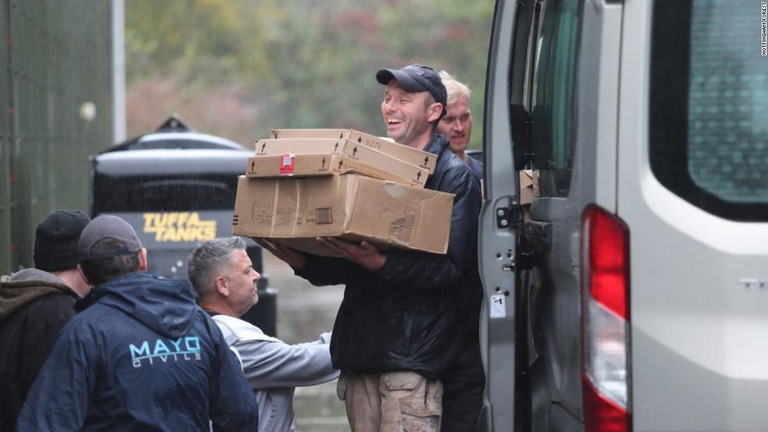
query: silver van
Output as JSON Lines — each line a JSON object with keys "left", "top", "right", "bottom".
{"left": 479, "top": 0, "right": 768, "bottom": 431}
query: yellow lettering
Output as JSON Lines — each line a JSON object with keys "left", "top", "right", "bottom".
{"left": 143, "top": 213, "right": 162, "bottom": 241}
{"left": 180, "top": 227, "right": 196, "bottom": 242}
{"left": 141, "top": 212, "right": 218, "bottom": 242}
{"left": 192, "top": 227, "right": 206, "bottom": 241}
{"left": 158, "top": 226, "right": 175, "bottom": 242}
{"left": 203, "top": 225, "right": 216, "bottom": 240}
{"left": 177, "top": 212, "right": 190, "bottom": 227}
{"left": 143, "top": 213, "right": 155, "bottom": 230}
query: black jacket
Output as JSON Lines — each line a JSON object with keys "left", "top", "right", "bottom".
{"left": 0, "top": 269, "right": 80, "bottom": 432}
{"left": 296, "top": 134, "right": 482, "bottom": 379}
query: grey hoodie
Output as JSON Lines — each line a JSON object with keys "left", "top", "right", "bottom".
{"left": 213, "top": 314, "right": 339, "bottom": 432}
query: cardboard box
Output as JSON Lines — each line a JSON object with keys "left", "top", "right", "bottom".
{"left": 232, "top": 174, "right": 454, "bottom": 256}
{"left": 247, "top": 138, "right": 430, "bottom": 187}
{"left": 519, "top": 170, "right": 539, "bottom": 205}
{"left": 519, "top": 170, "right": 539, "bottom": 222}
{"left": 253, "top": 138, "right": 343, "bottom": 156}
{"left": 269, "top": 128, "right": 437, "bottom": 174}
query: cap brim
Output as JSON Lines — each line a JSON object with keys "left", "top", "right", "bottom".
{"left": 375, "top": 68, "right": 427, "bottom": 93}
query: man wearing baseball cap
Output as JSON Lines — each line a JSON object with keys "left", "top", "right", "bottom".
{"left": 18, "top": 214, "right": 259, "bottom": 431}
{"left": 375, "top": 63, "right": 449, "bottom": 149}
{"left": 262, "top": 64, "right": 482, "bottom": 431}
{"left": 0, "top": 209, "right": 90, "bottom": 431}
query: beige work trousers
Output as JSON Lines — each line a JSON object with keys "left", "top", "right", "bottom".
{"left": 337, "top": 371, "right": 443, "bottom": 432}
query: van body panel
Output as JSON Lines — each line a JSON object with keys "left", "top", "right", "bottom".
{"left": 617, "top": 2, "right": 768, "bottom": 430}
{"left": 483, "top": 0, "right": 768, "bottom": 430}
{"left": 583, "top": 0, "right": 622, "bottom": 211}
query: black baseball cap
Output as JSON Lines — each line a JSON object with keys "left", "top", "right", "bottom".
{"left": 376, "top": 64, "right": 447, "bottom": 118}
{"left": 78, "top": 215, "right": 142, "bottom": 261}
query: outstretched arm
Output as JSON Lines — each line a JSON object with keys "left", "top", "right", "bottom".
{"left": 235, "top": 336, "right": 339, "bottom": 389}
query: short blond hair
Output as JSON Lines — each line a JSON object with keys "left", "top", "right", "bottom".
{"left": 439, "top": 70, "right": 471, "bottom": 107}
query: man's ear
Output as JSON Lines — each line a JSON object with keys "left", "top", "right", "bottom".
{"left": 428, "top": 102, "right": 443, "bottom": 122}
{"left": 77, "top": 264, "right": 92, "bottom": 286}
{"left": 138, "top": 248, "right": 148, "bottom": 271}
{"left": 215, "top": 275, "right": 229, "bottom": 296}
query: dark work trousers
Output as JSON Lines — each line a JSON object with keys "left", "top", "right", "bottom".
{"left": 440, "top": 331, "right": 485, "bottom": 432}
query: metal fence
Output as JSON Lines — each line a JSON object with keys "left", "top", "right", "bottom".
{"left": 0, "top": 0, "right": 114, "bottom": 273}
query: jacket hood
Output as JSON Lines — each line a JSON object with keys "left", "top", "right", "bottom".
{"left": 0, "top": 268, "right": 78, "bottom": 324}
{"left": 75, "top": 272, "right": 198, "bottom": 338}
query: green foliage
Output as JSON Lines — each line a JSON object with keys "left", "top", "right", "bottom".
{"left": 125, "top": 0, "right": 493, "bottom": 148}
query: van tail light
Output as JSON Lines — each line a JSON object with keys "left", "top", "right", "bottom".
{"left": 581, "top": 205, "right": 631, "bottom": 432}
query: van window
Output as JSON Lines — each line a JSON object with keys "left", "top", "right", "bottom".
{"left": 650, "top": 0, "right": 768, "bottom": 221}
{"left": 530, "top": 0, "right": 580, "bottom": 197}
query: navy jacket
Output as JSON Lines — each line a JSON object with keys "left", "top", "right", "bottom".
{"left": 17, "top": 271, "right": 258, "bottom": 432}
{"left": 296, "top": 134, "right": 482, "bottom": 379}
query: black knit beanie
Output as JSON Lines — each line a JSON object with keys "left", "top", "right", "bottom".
{"left": 34, "top": 209, "right": 91, "bottom": 272}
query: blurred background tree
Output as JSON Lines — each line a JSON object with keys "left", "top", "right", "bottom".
{"left": 125, "top": 0, "right": 494, "bottom": 148}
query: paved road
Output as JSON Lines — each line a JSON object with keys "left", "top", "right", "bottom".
{"left": 265, "top": 254, "right": 349, "bottom": 431}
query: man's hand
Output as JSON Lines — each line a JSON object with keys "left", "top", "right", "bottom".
{"left": 317, "top": 237, "right": 386, "bottom": 271}
{"left": 255, "top": 239, "right": 306, "bottom": 269}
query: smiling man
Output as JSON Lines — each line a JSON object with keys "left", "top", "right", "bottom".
{"left": 261, "top": 64, "right": 482, "bottom": 431}
{"left": 379, "top": 64, "right": 446, "bottom": 150}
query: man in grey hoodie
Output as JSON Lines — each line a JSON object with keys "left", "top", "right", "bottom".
{"left": 0, "top": 209, "right": 91, "bottom": 431}
{"left": 188, "top": 236, "right": 339, "bottom": 432}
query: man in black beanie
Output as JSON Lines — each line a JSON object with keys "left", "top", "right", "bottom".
{"left": 0, "top": 209, "right": 91, "bottom": 431}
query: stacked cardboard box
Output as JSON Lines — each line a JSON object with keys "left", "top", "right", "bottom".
{"left": 246, "top": 138, "right": 430, "bottom": 188}
{"left": 269, "top": 128, "right": 437, "bottom": 173}
{"left": 232, "top": 129, "right": 454, "bottom": 256}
